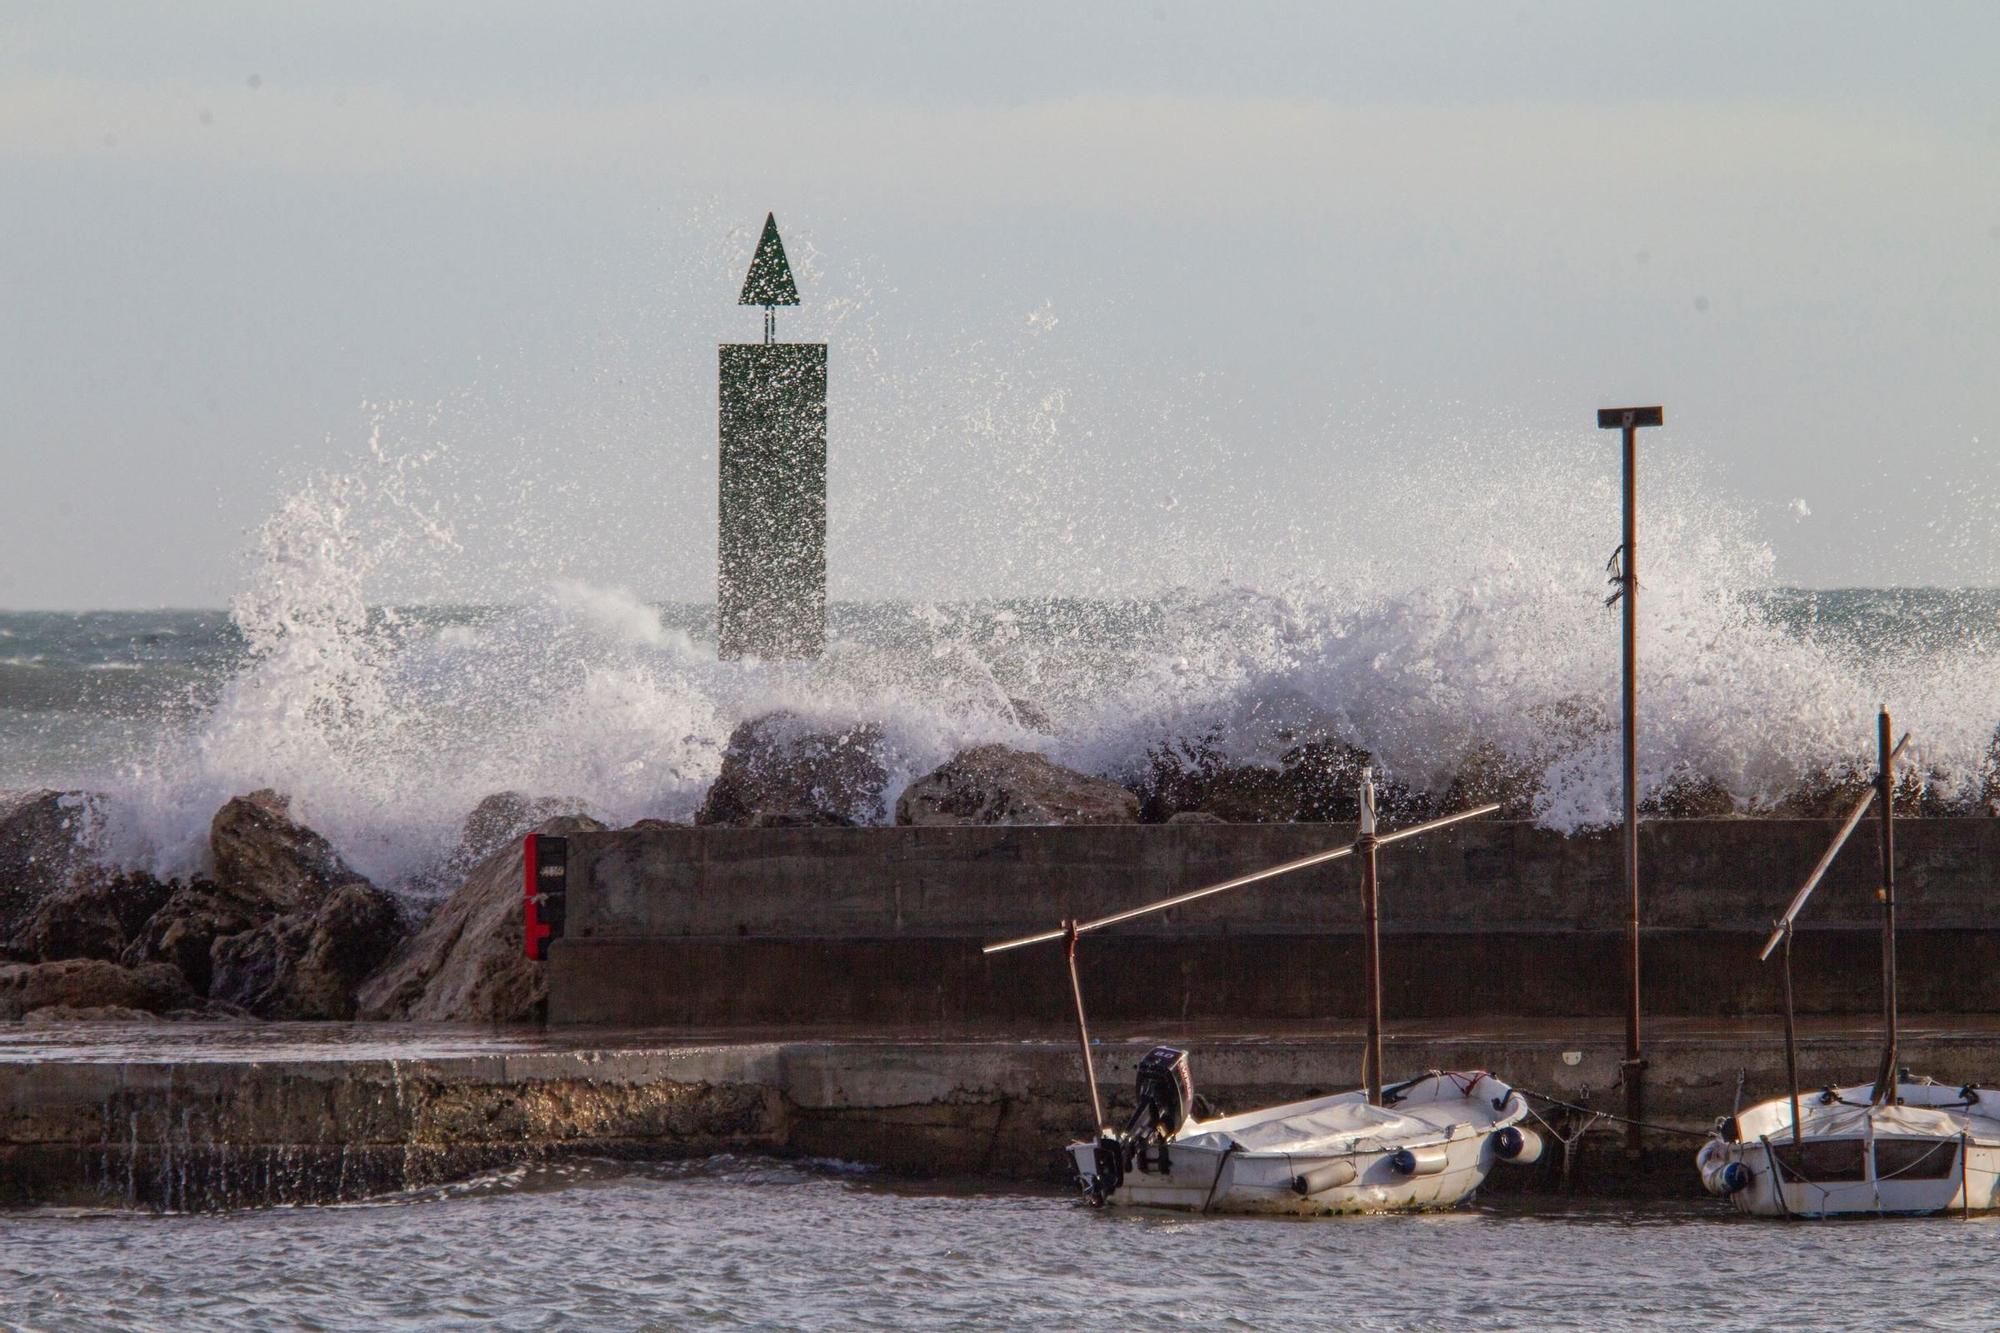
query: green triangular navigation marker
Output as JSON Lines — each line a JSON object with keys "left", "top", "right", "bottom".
{"left": 738, "top": 212, "right": 800, "bottom": 307}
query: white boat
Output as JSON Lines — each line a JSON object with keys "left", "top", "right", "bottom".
{"left": 1066, "top": 1058, "right": 1536, "bottom": 1215}
{"left": 1699, "top": 1078, "right": 2000, "bottom": 1218}
{"left": 989, "top": 773, "right": 1540, "bottom": 1215}
{"left": 1697, "top": 710, "right": 1997, "bottom": 1218}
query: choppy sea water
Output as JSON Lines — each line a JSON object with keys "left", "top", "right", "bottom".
{"left": 2, "top": 1156, "right": 1994, "bottom": 1331}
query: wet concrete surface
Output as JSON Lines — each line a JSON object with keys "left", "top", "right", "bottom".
{"left": 10, "top": 1016, "right": 2000, "bottom": 1210}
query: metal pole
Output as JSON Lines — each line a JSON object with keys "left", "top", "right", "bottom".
{"left": 1619, "top": 416, "right": 1643, "bottom": 1154}
{"left": 1873, "top": 708, "right": 1900, "bottom": 1105}
{"left": 1063, "top": 919, "right": 1105, "bottom": 1130}
{"left": 1599, "top": 406, "right": 1661, "bottom": 1151}
{"left": 1781, "top": 920, "right": 1803, "bottom": 1148}
{"left": 1359, "top": 770, "right": 1383, "bottom": 1106}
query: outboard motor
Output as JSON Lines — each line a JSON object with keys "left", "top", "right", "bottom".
{"left": 1120, "top": 1047, "right": 1194, "bottom": 1180}
{"left": 1129, "top": 1046, "right": 1195, "bottom": 1142}
{"left": 1080, "top": 1047, "right": 1195, "bottom": 1204}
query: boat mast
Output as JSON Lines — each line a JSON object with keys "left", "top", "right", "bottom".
{"left": 1779, "top": 920, "right": 1803, "bottom": 1147}
{"left": 1062, "top": 919, "right": 1107, "bottom": 1131}
{"left": 1758, "top": 725, "right": 1913, "bottom": 1136}
{"left": 1358, "top": 770, "right": 1383, "bottom": 1106}
{"left": 1871, "top": 707, "right": 1900, "bottom": 1105}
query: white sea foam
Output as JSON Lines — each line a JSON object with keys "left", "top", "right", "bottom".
{"left": 79, "top": 414, "right": 1996, "bottom": 891}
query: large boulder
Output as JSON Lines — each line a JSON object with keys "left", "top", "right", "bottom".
{"left": 209, "top": 789, "right": 364, "bottom": 913}
{"left": 896, "top": 745, "right": 1139, "bottom": 826}
{"left": 123, "top": 790, "right": 385, "bottom": 998}
{"left": 357, "top": 815, "right": 605, "bottom": 1023}
{"left": 1772, "top": 762, "right": 1965, "bottom": 819}
{"left": 13, "top": 873, "right": 174, "bottom": 963}
{"left": 695, "top": 713, "right": 889, "bottom": 827}
{"left": 1981, "top": 726, "right": 2000, "bottom": 816}
{"left": 1134, "top": 736, "right": 1292, "bottom": 823}
{"left": 426, "top": 791, "right": 593, "bottom": 891}
{"left": 120, "top": 879, "right": 262, "bottom": 995}
{"left": 0, "top": 790, "right": 104, "bottom": 945}
{"left": 1441, "top": 742, "right": 1542, "bottom": 820}
{"left": 210, "top": 883, "right": 403, "bottom": 1020}
{"left": 0, "top": 959, "right": 195, "bottom": 1021}
{"left": 1134, "top": 734, "right": 1419, "bottom": 823}
{"left": 1643, "top": 769, "right": 1738, "bottom": 818}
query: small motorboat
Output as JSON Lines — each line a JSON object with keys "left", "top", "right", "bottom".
{"left": 1698, "top": 709, "right": 1998, "bottom": 1218}
{"left": 987, "top": 771, "right": 1542, "bottom": 1215}
{"left": 1070, "top": 1051, "right": 1534, "bottom": 1216}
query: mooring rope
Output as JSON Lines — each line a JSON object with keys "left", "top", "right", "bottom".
{"left": 1514, "top": 1088, "right": 1713, "bottom": 1141}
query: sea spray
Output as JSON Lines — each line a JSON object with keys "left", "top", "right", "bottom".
{"left": 34, "top": 389, "right": 1996, "bottom": 888}
{"left": 62, "top": 490, "right": 1987, "bottom": 891}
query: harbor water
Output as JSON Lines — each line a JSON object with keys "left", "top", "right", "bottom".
{"left": 4, "top": 1155, "right": 1996, "bottom": 1331}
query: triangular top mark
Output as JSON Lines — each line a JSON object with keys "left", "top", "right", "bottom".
{"left": 738, "top": 213, "right": 800, "bottom": 307}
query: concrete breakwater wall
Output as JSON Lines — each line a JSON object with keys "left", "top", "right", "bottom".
{"left": 12, "top": 1020, "right": 2000, "bottom": 1209}
{"left": 549, "top": 820, "right": 2000, "bottom": 1026}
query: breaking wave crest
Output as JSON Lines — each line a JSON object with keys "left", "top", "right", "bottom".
{"left": 79, "top": 419, "right": 1997, "bottom": 890}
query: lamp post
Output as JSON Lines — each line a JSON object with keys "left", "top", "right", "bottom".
{"left": 1597, "top": 403, "right": 1663, "bottom": 1154}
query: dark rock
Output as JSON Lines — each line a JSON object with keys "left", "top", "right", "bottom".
{"left": 13, "top": 873, "right": 173, "bottom": 963}
{"left": 1135, "top": 735, "right": 1293, "bottom": 823}
{"left": 0, "top": 789, "right": 104, "bottom": 944}
{"left": 1772, "top": 762, "right": 1966, "bottom": 820}
{"left": 121, "top": 879, "right": 262, "bottom": 995}
{"left": 895, "top": 745, "right": 1139, "bottom": 827}
{"left": 1134, "top": 733, "right": 1421, "bottom": 824}
{"left": 440, "top": 792, "right": 593, "bottom": 884}
{"left": 1282, "top": 739, "right": 1434, "bottom": 822}
{"left": 1165, "top": 810, "right": 1228, "bottom": 825}
{"left": 1442, "top": 742, "right": 1542, "bottom": 820}
{"left": 210, "top": 882, "right": 403, "bottom": 1020}
{"left": 209, "top": 789, "right": 363, "bottom": 912}
{"left": 358, "top": 815, "right": 606, "bottom": 1023}
{"left": 0, "top": 959, "right": 194, "bottom": 1020}
{"left": 624, "top": 817, "right": 689, "bottom": 832}
{"left": 695, "top": 713, "right": 889, "bottom": 828}
{"left": 1643, "top": 770, "right": 1738, "bottom": 819}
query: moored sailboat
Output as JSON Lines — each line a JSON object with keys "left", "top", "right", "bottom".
{"left": 1697, "top": 709, "right": 2000, "bottom": 1217}
{"left": 986, "top": 772, "right": 1539, "bottom": 1216}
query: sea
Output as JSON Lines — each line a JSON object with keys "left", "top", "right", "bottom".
{"left": 4, "top": 1156, "right": 1998, "bottom": 1331}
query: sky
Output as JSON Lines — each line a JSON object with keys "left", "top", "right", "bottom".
{"left": 1, "top": 0, "right": 1996, "bottom": 609}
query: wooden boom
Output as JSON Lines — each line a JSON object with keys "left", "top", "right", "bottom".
{"left": 982, "top": 801, "right": 1502, "bottom": 956}
{"left": 1757, "top": 731, "right": 1911, "bottom": 962}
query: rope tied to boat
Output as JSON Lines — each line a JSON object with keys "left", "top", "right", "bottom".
{"left": 1523, "top": 1100, "right": 1604, "bottom": 1192}
{"left": 1515, "top": 1088, "right": 1713, "bottom": 1141}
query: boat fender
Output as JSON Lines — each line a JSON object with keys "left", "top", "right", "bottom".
{"left": 1291, "top": 1160, "right": 1358, "bottom": 1195}
{"left": 1701, "top": 1159, "right": 1752, "bottom": 1196}
{"left": 1492, "top": 1126, "right": 1544, "bottom": 1165}
{"left": 1389, "top": 1144, "right": 1450, "bottom": 1177}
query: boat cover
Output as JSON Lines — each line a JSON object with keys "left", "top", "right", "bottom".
{"left": 1735, "top": 1081, "right": 2000, "bottom": 1145}
{"left": 1173, "top": 1073, "right": 1508, "bottom": 1156}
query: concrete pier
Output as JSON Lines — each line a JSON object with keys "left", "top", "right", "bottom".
{"left": 11, "top": 1017, "right": 2000, "bottom": 1210}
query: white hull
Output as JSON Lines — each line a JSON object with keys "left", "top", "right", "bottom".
{"left": 1071, "top": 1071, "right": 1530, "bottom": 1216}
{"left": 1699, "top": 1079, "right": 2000, "bottom": 1218}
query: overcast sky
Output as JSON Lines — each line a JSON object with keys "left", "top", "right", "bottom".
{"left": 2, "top": 1, "right": 1996, "bottom": 609}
